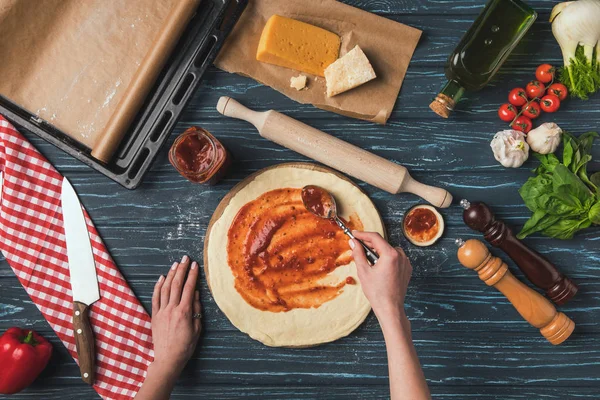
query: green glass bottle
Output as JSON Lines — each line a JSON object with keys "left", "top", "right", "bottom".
{"left": 430, "top": 0, "right": 537, "bottom": 118}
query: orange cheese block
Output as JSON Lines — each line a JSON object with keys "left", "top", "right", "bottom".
{"left": 256, "top": 15, "right": 340, "bottom": 77}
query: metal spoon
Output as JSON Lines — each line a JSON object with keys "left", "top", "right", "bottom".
{"left": 301, "top": 185, "right": 379, "bottom": 265}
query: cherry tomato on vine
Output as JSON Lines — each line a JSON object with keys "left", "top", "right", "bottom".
{"left": 535, "top": 64, "right": 555, "bottom": 83}
{"left": 540, "top": 94, "right": 561, "bottom": 113}
{"left": 547, "top": 83, "right": 568, "bottom": 101}
{"left": 498, "top": 103, "right": 518, "bottom": 122}
{"left": 511, "top": 116, "right": 533, "bottom": 133}
{"left": 522, "top": 101, "right": 541, "bottom": 119}
{"left": 508, "top": 88, "right": 528, "bottom": 107}
{"left": 526, "top": 80, "right": 546, "bottom": 99}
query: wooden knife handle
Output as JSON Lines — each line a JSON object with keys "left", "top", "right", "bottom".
{"left": 457, "top": 239, "right": 575, "bottom": 345}
{"left": 217, "top": 97, "right": 452, "bottom": 208}
{"left": 73, "top": 301, "right": 95, "bottom": 385}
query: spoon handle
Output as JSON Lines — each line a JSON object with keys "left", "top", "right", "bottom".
{"left": 334, "top": 218, "right": 379, "bottom": 265}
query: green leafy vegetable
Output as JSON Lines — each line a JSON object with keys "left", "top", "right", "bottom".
{"left": 559, "top": 46, "right": 600, "bottom": 100}
{"left": 517, "top": 131, "right": 600, "bottom": 239}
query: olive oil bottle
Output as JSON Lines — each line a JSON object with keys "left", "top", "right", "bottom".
{"left": 430, "top": 0, "right": 537, "bottom": 118}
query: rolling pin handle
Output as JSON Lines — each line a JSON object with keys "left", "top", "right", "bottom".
{"left": 401, "top": 174, "right": 453, "bottom": 208}
{"left": 217, "top": 96, "right": 266, "bottom": 131}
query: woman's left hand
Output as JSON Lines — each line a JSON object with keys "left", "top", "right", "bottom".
{"left": 135, "top": 256, "right": 202, "bottom": 400}
{"left": 151, "top": 256, "right": 202, "bottom": 377}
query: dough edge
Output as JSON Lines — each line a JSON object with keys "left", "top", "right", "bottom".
{"left": 206, "top": 165, "right": 385, "bottom": 347}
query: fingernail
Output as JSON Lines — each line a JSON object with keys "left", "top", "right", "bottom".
{"left": 191, "top": 261, "right": 198, "bottom": 270}
{"left": 157, "top": 275, "right": 164, "bottom": 283}
{"left": 348, "top": 239, "right": 355, "bottom": 249}
{"left": 181, "top": 255, "right": 189, "bottom": 264}
{"left": 171, "top": 262, "right": 178, "bottom": 270}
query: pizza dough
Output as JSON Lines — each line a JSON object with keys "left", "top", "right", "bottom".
{"left": 205, "top": 163, "right": 385, "bottom": 347}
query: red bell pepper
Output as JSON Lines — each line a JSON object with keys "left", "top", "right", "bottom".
{"left": 0, "top": 327, "right": 52, "bottom": 394}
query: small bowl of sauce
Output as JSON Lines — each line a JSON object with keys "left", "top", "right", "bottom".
{"left": 403, "top": 205, "right": 444, "bottom": 247}
{"left": 169, "top": 127, "right": 231, "bottom": 185}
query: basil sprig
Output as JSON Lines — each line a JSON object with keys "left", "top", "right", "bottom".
{"left": 518, "top": 131, "right": 600, "bottom": 239}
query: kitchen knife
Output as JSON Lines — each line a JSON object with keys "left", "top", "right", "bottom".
{"left": 61, "top": 177, "right": 99, "bottom": 385}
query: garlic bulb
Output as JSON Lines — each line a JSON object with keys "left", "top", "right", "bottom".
{"left": 526, "top": 123, "right": 562, "bottom": 154}
{"left": 490, "top": 130, "right": 530, "bottom": 168}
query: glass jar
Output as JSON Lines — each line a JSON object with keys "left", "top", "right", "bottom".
{"left": 168, "top": 127, "right": 231, "bottom": 185}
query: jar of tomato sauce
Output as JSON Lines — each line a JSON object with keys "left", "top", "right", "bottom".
{"left": 168, "top": 127, "right": 231, "bottom": 185}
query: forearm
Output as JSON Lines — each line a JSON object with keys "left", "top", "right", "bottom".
{"left": 376, "top": 308, "right": 430, "bottom": 400}
{"left": 134, "top": 361, "right": 180, "bottom": 400}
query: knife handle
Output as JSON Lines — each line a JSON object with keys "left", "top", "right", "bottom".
{"left": 73, "top": 301, "right": 95, "bottom": 385}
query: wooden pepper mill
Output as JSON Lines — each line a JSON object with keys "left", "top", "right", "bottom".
{"left": 460, "top": 200, "right": 577, "bottom": 305}
{"left": 456, "top": 238, "right": 575, "bottom": 345}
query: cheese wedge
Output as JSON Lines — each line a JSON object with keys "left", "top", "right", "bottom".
{"left": 256, "top": 15, "right": 340, "bottom": 77}
{"left": 324, "top": 45, "right": 376, "bottom": 97}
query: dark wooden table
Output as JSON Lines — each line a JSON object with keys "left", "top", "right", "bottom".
{"left": 2, "top": 1, "right": 600, "bottom": 398}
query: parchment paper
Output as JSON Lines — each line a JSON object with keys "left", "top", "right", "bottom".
{"left": 0, "top": 0, "right": 197, "bottom": 161}
{"left": 214, "top": 0, "right": 422, "bottom": 124}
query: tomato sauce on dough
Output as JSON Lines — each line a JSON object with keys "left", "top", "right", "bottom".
{"left": 227, "top": 188, "right": 363, "bottom": 312}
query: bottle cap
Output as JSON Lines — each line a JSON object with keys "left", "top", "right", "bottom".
{"left": 429, "top": 93, "right": 455, "bottom": 118}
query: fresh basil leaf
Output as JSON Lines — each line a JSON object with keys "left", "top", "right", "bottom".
{"left": 519, "top": 175, "right": 553, "bottom": 212}
{"left": 578, "top": 132, "right": 598, "bottom": 154}
{"left": 591, "top": 172, "right": 600, "bottom": 188}
{"left": 563, "top": 136, "right": 574, "bottom": 169}
{"left": 534, "top": 153, "right": 560, "bottom": 174}
{"left": 542, "top": 218, "right": 592, "bottom": 239}
{"left": 517, "top": 209, "right": 553, "bottom": 239}
{"left": 589, "top": 202, "right": 600, "bottom": 225}
{"left": 546, "top": 190, "right": 582, "bottom": 215}
{"left": 552, "top": 165, "right": 593, "bottom": 204}
{"left": 573, "top": 132, "right": 598, "bottom": 175}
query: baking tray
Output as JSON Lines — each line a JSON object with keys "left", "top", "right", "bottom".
{"left": 0, "top": 0, "right": 247, "bottom": 189}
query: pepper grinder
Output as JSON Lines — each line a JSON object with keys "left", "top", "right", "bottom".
{"left": 460, "top": 200, "right": 577, "bottom": 305}
{"left": 456, "top": 238, "right": 574, "bottom": 345}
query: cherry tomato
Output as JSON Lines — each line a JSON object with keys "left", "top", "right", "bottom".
{"left": 511, "top": 116, "right": 533, "bottom": 133}
{"left": 535, "top": 64, "right": 555, "bottom": 83}
{"left": 498, "top": 103, "right": 518, "bottom": 122}
{"left": 540, "top": 94, "right": 561, "bottom": 113}
{"left": 526, "top": 80, "right": 546, "bottom": 99}
{"left": 508, "top": 88, "right": 528, "bottom": 107}
{"left": 522, "top": 101, "right": 541, "bottom": 119}
{"left": 547, "top": 83, "right": 568, "bottom": 101}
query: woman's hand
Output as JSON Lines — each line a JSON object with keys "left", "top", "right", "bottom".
{"left": 350, "top": 232, "right": 430, "bottom": 400}
{"left": 349, "top": 231, "right": 413, "bottom": 318}
{"left": 135, "top": 256, "right": 202, "bottom": 400}
{"left": 151, "top": 255, "right": 202, "bottom": 375}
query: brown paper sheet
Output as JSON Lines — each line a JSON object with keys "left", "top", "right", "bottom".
{"left": 0, "top": 0, "right": 197, "bottom": 160}
{"left": 214, "top": 0, "right": 422, "bottom": 124}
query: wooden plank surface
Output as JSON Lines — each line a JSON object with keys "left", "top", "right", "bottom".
{"left": 1, "top": 0, "right": 600, "bottom": 399}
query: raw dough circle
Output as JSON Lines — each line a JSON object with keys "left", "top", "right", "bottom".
{"left": 204, "top": 163, "right": 385, "bottom": 347}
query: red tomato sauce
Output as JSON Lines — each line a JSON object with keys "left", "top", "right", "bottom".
{"left": 169, "top": 127, "right": 230, "bottom": 184}
{"left": 227, "top": 188, "right": 363, "bottom": 312}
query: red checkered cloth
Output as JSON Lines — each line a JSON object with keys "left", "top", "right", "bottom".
{"left": 0, "top": 115, "right": 153, "bottom": 399}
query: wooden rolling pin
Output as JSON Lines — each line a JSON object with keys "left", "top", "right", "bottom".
{"left": 460, "top": 200, "right": 577, "bottom": 305}
{"left": 216, "top": 97, "right": 452, "bottom": 208}
{"left": 456, "top": 238, "right": 574, "bottom": 345}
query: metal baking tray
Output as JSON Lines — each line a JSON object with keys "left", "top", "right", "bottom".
{"left": 0, "top": 0, "right": 247, "bottom": 189}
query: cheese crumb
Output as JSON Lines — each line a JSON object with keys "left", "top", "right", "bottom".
{"left": 324, "top": 45, "right": 376, "bottom": 97}
{"left": 290, "top": 75, "right": 308, "bottom": 90}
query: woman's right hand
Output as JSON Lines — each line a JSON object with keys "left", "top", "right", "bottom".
{"left": 349, "top": 231, "right": 413, "bottom": 318}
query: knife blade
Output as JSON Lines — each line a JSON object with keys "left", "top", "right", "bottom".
{"left": 61, "top": 177, "right": 99, "bottom": 385}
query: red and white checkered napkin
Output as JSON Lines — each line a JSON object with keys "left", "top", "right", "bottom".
{"left": 0, "top": 115, "right": 154, "bottom": 399}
